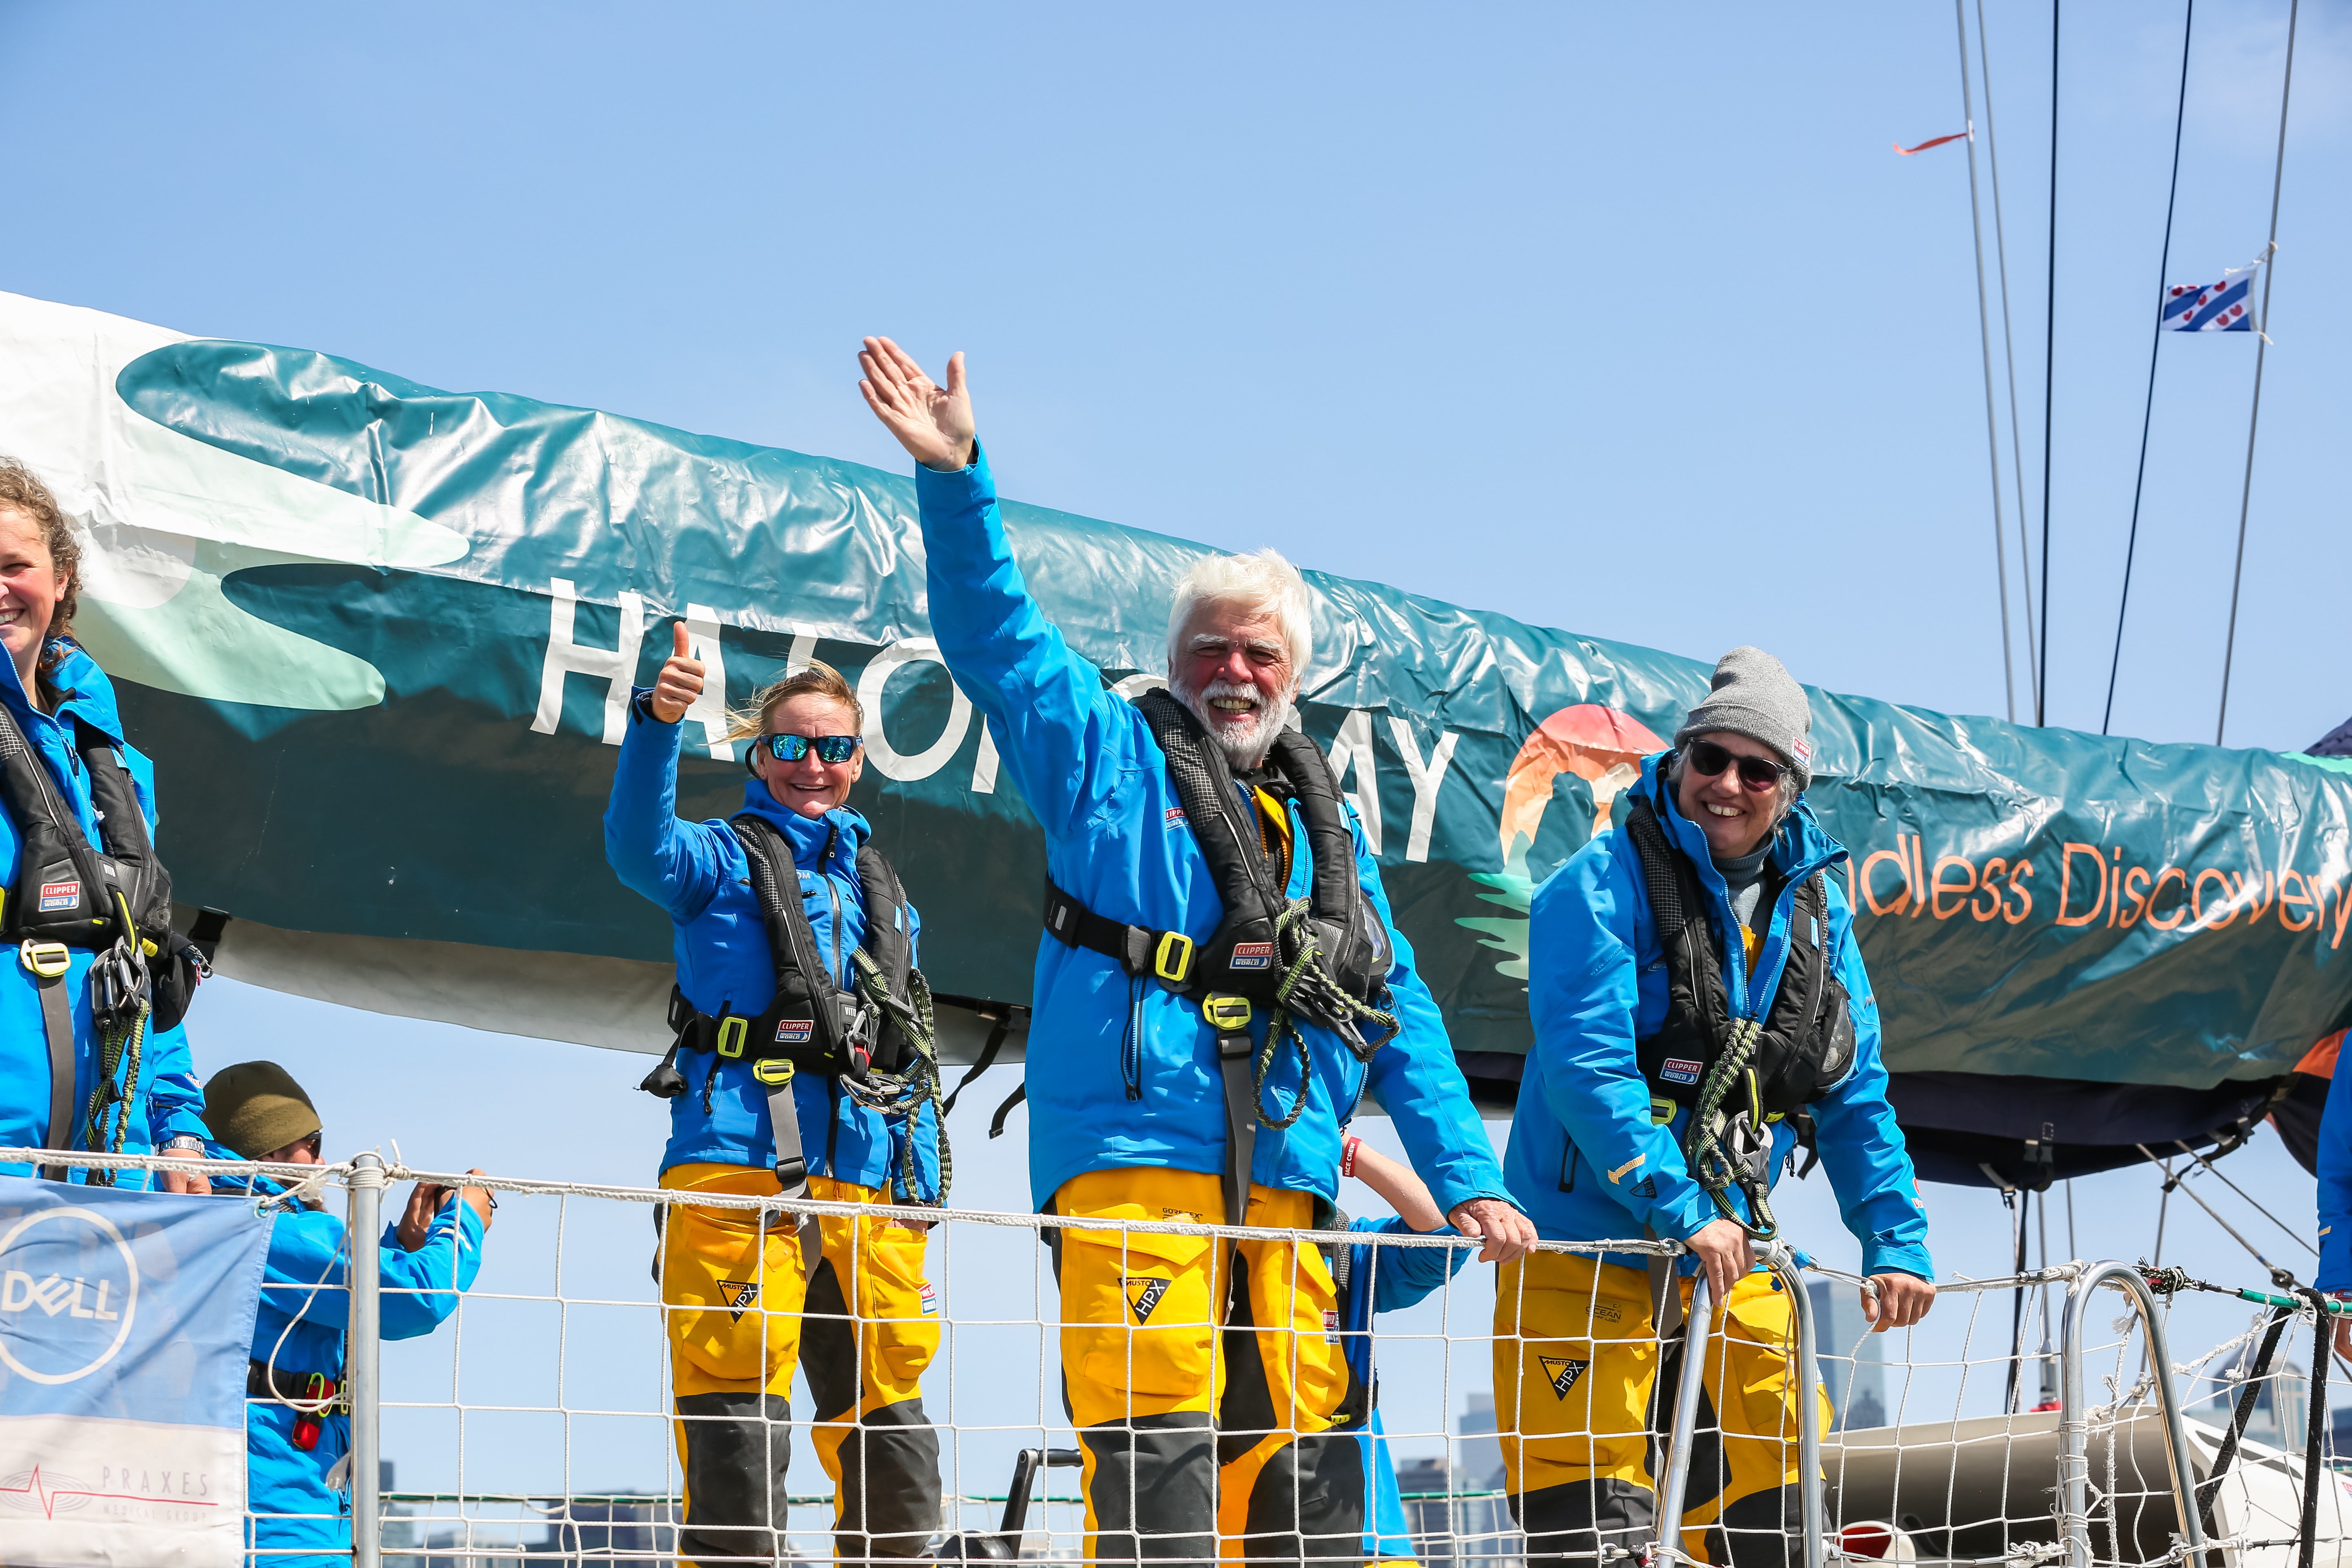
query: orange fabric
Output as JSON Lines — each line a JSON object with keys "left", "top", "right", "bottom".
{"left": 2295, "top": 1029, "right": 2344, "bottom": 1079}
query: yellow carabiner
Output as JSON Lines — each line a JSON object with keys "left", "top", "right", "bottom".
{"left": 1154, "top": 931, "right": 1195, "bottom": 985}
{"left": 752, "top": 1058, "right": 795, "bottom": 1086}
{"left": 716, "top": 1017, "right": 749, "bottom": 1058}
{"left": 20, "top": 939, "right": 70, "bottom": 980}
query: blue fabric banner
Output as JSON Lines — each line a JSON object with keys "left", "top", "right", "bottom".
{"left": 0, "top": 1175, "right": 270, "bottom": 1567}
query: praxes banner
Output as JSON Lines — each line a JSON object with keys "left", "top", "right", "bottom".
{"left": 0, "top": 1176, "right": 268, "bottom": 1568}
{"left": 3, "top": 290, "right": 2348, "bottom": 1181}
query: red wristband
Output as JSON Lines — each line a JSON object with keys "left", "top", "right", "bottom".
{"left": 1341, "top": 1136, "right": 1362, "bottom": 1179}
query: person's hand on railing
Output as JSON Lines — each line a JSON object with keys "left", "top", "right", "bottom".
{"left": 1684, "top": 1217, "right": 1751, "bottom": 1306}
{"left": 155, "top": 1145, "right": 212, "bottom": 1195}
{"left": 1448, "top": 1197, "right": 1537, "bottom": 1263}
{"left": 396, "top": 1169, "right": 496, "bottom": 1250}
{"left": 1863, "top": 1271, "right": 1935, "bottom": 1331}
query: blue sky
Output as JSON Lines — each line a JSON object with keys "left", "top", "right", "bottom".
{"left": 2, "top": 0, "right": 2339, "bottom": 1516}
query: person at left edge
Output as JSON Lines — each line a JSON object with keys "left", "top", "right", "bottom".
{"left": 201, "top": 1060, "right": 491, "bottom": 1568}
{"left": 608, "top": 631, "right": 945, "bottom": 1568}
{"left": 0, "top": 458, "right": 209, "bottom": 1194}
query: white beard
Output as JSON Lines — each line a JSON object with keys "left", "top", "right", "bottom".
{"left": 1174, "top": 674, "right": 1293, "bottom": 771}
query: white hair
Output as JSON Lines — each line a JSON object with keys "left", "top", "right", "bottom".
{"left": 1163, "top": 548, "right": 1313, "bottom": 684}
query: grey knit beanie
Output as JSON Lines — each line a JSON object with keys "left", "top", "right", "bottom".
{"left": 1674, "top": 646, "right": 1815, "bottom": 791}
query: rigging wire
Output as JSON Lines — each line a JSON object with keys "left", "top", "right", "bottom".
{"left": 2100, "top": 0, "right": 2196, "bottom": 737}
{"left": 2215, "top": 0, "right": 2301, "bottom": 746}
{"left": 2035, "top": 0, "right": 2059, "bottom": 726}
{"left": 2172, "top": 1138, "right": 2317, "bottom": 1259}
{"left": 1954, "top": 0, "right": 2015, "bottom": 723}
{"left": 1975, "top": 0, "right": 2040, "bottom": 720}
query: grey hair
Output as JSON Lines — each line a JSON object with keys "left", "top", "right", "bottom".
{"left": 1164, "top": 548, "right": 1312, "bottom": 685}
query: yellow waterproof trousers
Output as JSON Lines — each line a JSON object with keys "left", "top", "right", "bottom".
{"left": 1493, "top": 1252, "right": 1829, "bottom": 1568}
{"left": 1051, "top": 1167, "right": 1368, "bottom": 1565}
{"left": 660, "top": 1165, "right": 941, "bottom": 1565}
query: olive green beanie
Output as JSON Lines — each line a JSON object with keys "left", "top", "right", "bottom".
{"left": 202, "top": 1061, "right": 322, "bottom": 1160}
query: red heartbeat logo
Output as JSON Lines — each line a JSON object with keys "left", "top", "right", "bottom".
{"left": 0, "top": 1465, "right": 220, "bottom": 1520}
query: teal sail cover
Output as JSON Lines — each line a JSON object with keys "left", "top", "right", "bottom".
{"left": 6, "top": 291, "right": 2347, "bottom": 1177}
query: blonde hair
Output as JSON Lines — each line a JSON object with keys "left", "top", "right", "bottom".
{"left": 722, "top": 657, "right": 864, "bottom": 743}
{"left": 1165, "top": 548, "right": 1312, "bottom": 682}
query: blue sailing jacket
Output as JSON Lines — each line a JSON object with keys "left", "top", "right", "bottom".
{"left": 605, "top": 699, "right": 940, "bottom": 1198}
{"left": 1506, "top": 754, "right": 1932, "bottom": 1279}
{"left": 0, "top": 639, "right": 207, "bottom": 1182}
{"left": 2317, "top": 1045, "right": 2352, "bottom": 1291}
{"left": 914, "top": 447, "right": 1508, "bottom": 1217}
{"left": 220, "top": 1156, "right": 486, "bottom": 1566}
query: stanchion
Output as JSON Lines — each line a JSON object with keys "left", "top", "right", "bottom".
{"left": 1650, "top": 1273, "right": 1714, "bottom": 1566}
{"left": 347, "top": 1152, "right": 386, "bottom": 1568}
{"left": 2058, "top": 1260, "right": 2209, "bottom": 1568}
{"left": 1764, "top": 1245, "right": 1827, "bottom": 1568}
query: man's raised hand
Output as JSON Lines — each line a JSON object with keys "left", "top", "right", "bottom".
{"left": 650, "top": 622, "right": 704, "bottom": 725}
{"left": 858, "top": 337, "right": 975, "bottom": 472}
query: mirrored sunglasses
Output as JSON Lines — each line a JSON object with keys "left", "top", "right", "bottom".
{"left": 763, "top": 733, "right": 860, "bottom": 765}
{"left": 1684, "top": 737, "right": 1788, "bottom": 793}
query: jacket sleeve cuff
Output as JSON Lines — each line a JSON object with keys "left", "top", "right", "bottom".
{"left": 1861, "top": 1242, "right": 1935, "bottom": 1281}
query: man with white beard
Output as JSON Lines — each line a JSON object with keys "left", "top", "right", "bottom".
{"left": 859, "top": 336, "right": 1530, "bottom": 1567}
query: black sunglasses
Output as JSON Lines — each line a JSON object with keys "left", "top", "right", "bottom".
{"left": 760, "top": 733, "right": 860, "bottom": 765}
{"left": 1683, "top": 738, "right": 1788, "bottom": 793}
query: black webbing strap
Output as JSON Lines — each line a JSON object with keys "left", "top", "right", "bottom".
{"left": 1042, "top": 878, "right": 1192, "bottom": 985}
{"left": 1216, "top": 1032, "right": 1256, "bottom": 1232}
{"left": 755, "top": 1061, "right": 824, "bottom": 1283}
{"left": 33, "top": 950, "right": 74, "bottom": 1182}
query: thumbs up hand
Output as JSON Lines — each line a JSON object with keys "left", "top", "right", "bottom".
{"left": 649, "top": 621, "right": 706, "bottom": 724}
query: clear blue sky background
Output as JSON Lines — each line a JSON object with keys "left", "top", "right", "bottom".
{"left": 1, "top": 0, "right": 2340, "bottom": 1525}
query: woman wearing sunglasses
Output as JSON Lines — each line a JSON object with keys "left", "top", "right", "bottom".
{"left": 606, "top": 625, "right": 943, "bottom": 1568}
{"left": 1496, "top": 646, "right": 1934, "bottom": 1568}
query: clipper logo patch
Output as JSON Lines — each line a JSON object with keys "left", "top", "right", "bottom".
{"left": 920, "top": 1282, "right": 939, "bottom": 1318}
{"left": 776, "top": 1020, "right": 815, "bottom": 1045}
{"left": 1165, "top": 806, "right": 1188, "bottom": 828}
{"left": 717, "top": 1279, "right": 760, "bottom": 1323}
{"left": 1123, "top": 1276, "right": 1171, "bottom": 1324}
{"left": 1660, "top": 1058, "right": 1703, "bottom": 1086}
{"left": 36, "top": 880, "right": 79, "bottom": 912}
{"left": 1230, "top": 942, "right": 1274, "bottom": 971}
{"left": 1325, "top": 1309, "right": 1342, "bottom": 1345}
{"left": 1540, "top": 1356, "right": 1591, "bottom": 1399}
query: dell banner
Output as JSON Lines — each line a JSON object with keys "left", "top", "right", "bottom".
{"left": 0, "top": 1178, "right": 268, "bottom": 1567}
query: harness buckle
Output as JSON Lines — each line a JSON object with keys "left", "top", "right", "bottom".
{"left": 1154, "top": 931, "right": 1195, "bottom": 985}
{"left": 715, "top": 1016, "right": 749, "bottom": 1058}
{"left": 753, "top": 1059, "right": 795, "bottom": 1087}
{"left": 1201, "top": 993, "right": 1252, "bottom": 1034}
{"left": 19, "top": 940, "right": 70, "bottom": 979}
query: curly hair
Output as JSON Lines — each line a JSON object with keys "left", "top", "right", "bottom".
{"left": 0, "top": 457, "right": 79, "bottom": 644}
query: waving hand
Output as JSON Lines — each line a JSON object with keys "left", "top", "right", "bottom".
{"left": 858, "top": 336, "right": 975, "bottom": 472}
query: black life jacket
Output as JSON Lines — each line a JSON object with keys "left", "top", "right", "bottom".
{"left": 0, "top": 699, "right": 199, "bottom": 1031}
{"left": 658, "top": 812, "right": 926, "bottom": 1084}
{"left": 1045, "top": 688, "right": 1392, "bottom": 1025}
{"left": 1622, "top": 790, "right": 1855, "bottom": 1116}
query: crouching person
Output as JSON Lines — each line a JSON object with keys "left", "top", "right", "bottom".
{"left": 608, "top": 642, "right": 944, "bottom": 1568}
{"left": 1499, "top": 649, "right": 1933, "bottom": 1568}
{"left": 201, "top": 1061, "right": 490, "bottom": 1568}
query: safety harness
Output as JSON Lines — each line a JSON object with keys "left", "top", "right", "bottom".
{"left": 0, "top": 695, "right": 205, "bottom": 1185}
{"left": 640, "top": 813, "right": 949, "bottom": 1235}
{"left": 1620, "top": 788, "right": 1855, "bottom": 1241}
{"left": 1041, "top": 689, "right": 1401, "bottom": 1226}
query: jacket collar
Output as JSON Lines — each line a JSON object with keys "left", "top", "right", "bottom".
{"left": 0, "top": 637, "right": 125, "bottom": 743}
{"left": 736, "top": 782, "right": 869, "bottom": 871}
{"left": 1633, "top": 749, "right": 1844, "bottom": 891}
